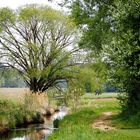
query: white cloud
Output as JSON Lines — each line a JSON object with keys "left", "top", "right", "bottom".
{"left": 0, "top": 0, "right": 58, "bottom": 9}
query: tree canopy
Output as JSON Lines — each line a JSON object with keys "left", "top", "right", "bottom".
{"left": 0, "top": 5, "right": 78, "bottom": 92}
{"left": 71, "top": 0, "right": 114, "bottom": 53}
{"left": 104, "top": 0, "right": 140, "bottom": 114}
{"left": 70, "top": 0, "right": 140, "bottom": 114}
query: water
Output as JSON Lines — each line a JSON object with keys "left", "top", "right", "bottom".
{"left": 0, "top": 123, "right": 54, "bottom": 140}
{"left": 0, "top": 108, "right": 68, "bottom": 140}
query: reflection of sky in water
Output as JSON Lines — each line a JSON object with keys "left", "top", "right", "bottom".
{"left": 11, "top": 137, "right": 26, "bottom": 140}
{"left": 53, "top": 111, "right": 67, "bottom": 120}
{"left": 11, "top": 128, "right": 53, "bottom": 140}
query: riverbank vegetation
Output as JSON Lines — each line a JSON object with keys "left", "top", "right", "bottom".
{"left": 0, "top": 99, "right": 38, "bottom": 132}
{"left": 0, "top": 91, "right": 49, "bottom": 133}
{"left": 48, "top": 98, "right": 140, "bottom": 140}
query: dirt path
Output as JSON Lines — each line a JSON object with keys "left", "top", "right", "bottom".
{"left": 95, "top": 98, "right": 116, "bottom": 101}
{"left": 92, "top": 112, "right": 115, "bottom": 131}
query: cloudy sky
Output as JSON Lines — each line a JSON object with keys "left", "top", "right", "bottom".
{"left": 0, "top": 0, "right": 60, "bottom": 9}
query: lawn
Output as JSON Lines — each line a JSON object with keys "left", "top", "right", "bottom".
{"left": 48, "top": 97, "right": 140, "bottom": 140}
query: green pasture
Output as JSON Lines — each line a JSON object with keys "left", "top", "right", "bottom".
{"left": 48, "top": 97, "right": 140, "bottom": 140}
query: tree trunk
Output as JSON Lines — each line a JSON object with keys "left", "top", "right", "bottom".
{"left": 126, "top": 79, "right": 140, "bottom": 114}
{"left": 30, "top": 78, "right": 39, "bottom": 93}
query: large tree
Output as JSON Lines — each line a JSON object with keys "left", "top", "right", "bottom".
{"left": 70, "top": 0, "right": 140, "bottom": 114}
{"left": 0, "top": 5, "right": 78, "bottom": 92}
{"left": 104, "top": 0, "right": 140, "bottom": 114}
{"left": 71, "top": 0, "right": 114, "bottom": 53}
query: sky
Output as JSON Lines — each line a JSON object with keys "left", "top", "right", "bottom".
{"left": 0, "top": 0, "right": 61, "bottom": 9}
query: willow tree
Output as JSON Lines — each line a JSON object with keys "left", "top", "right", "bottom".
{"left": 0, "top": 5, "right": 77, "bottom": 92}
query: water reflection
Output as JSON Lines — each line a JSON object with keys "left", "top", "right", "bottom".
{"left": 1, "top": 124, "right": 53, "bottom": 140}
{"left": 0, "top": 107, "right": 68, "bottom": 140}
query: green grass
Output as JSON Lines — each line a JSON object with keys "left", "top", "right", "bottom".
{"left": 0, "top": 99, "right": 38, "bottom": 130}
{"left": 112, "top": 112, "right": 140, "bottom": 129}
{"left": 0, "top": 89, "right": 49, "bottom": 133}
{"left": 82, "top": 93, "right": 118, "bottom": 99}
{"left": 1, "top": 90, "right": 140, "bottom": 139}
{"left": 48, "top": 99, "right": 140, "bottom": 140}
{"left": 49, "top": 127, "right": 140, "bottom": 140}
{"left": 0, "top": 92, "right": 43, "bottom": 133}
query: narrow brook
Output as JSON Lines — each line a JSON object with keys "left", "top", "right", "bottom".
{"left": 0, "top": 108, "right": 68, "bottom": 140}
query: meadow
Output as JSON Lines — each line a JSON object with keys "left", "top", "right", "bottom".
{"left": 48, "top": 94, "right": 140, "bottom": 140}
{"left": 0, "top": 88, "right": 29, "bottom": 101}
{"left": 0, "top": 89, "right": 140, "bottom": 140}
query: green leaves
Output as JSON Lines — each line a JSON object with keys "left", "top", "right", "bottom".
{"left": 71, "top": 0, "right": 114, "bottom": 52}
{"left": 19, "top": 5, "right": 40, "bottom": 21}
{"left": 75, "top": 62, "right": 107, "bottom": 92}
{"left": 0, "top": 7, "right": 15, "bottom": 23}
{"left": 0, "top": 7, "right": 15, "bottom": 31}
{"left": 104, "top": 0, "right": 140, "bottom": 114}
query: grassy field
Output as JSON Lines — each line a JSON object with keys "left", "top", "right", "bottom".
{"left": 48, "top": 97, "right": 140, "bottom": 140}
{"left": 0, "top": 90, "right": 140, "bottom": 139}
{"left": 0, "top": 88, "right": 29, "bottom": 101}
{"left": 0, "top": 88, "right": 117, "bottom": 101}
{"left": 82, "top": 93, "right": 118, "bottom": 99}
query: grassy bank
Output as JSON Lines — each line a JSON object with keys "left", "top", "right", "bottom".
{"left": 48, "top": 98, "right": 140, "bottom": 140}
{"left": 0, "top": 90, "right": 48, "bottom": 134}
{"left": 0, "top": 99, "right": 40, "bottom": 134}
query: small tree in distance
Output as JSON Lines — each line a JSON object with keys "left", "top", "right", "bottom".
{"left": 0, "top": 5, "right": 78, "bottom": 92}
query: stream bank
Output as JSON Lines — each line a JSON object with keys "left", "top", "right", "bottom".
{"left": 0, "top": 107, "right": 68, "bottom": 140}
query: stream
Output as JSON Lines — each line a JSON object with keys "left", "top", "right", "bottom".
{"left": 0, "top": 108, "right": 68, "bottom": 140}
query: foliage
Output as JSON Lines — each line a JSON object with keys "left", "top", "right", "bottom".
{"left": 47, "top": 59, "right": 107, "bottom": 108}
{"left": 0, "top": 4, "right": 77, "bottom": 92}
{"left": 65, "top": 80, "right": 84, "bottom": 109}
{"left": 70, "top": 0, "right": 140, "bottom": 115}
{"left": 47, "top": 80, "right": 84, "bottom": 109}
{"left": 0, "top": 68, "right": 26, "bottom": 87}
{"left": 71, "top": 0, "right": 114, "bottom": 53}
{"left": 103, "top": 0, "right": 140, "bottom": 114}
{"left": 79, "top": 61, "right": 107, "bottom": 93}
{"left": 102, "top": 83, "right": 118, "bottom": 93}
{"left": 112, "top": 112, "right": 140, "bottom": 129}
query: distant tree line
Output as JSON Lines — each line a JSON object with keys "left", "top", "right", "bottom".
{"left": 0, "top": 67, "right": 26, "bottom": 87}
